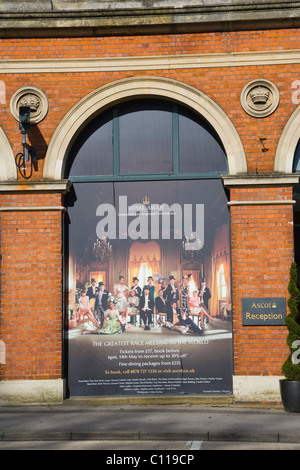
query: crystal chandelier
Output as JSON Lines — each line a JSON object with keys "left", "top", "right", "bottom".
{"left": 93, "top": 238, "right": 112, "bottom": 262}
{"left": 181, "top": 236, "right": 202, "bottom": 259}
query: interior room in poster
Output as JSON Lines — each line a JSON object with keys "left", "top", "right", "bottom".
{"left": 66, "top": 179, "right": 233, "bottom": 397}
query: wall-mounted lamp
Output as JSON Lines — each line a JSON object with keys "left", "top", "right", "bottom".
{"left": 11, "top": 87, "right": 49, "bottom": 179}
{"left": 260, "top": 138, "right": 269, "bottom": 153}
{"left": 15, "top": 105, "right": 38, "bottom": 179}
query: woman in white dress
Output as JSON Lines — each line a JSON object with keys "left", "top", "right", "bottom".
{"left": 188, "top": 290, "right": 214, "bottom": 329}
{"left": 127, "top": 288, "right": 140, "bottom": 324}
{"left": 113, "top": 275, "right": 129, "bottom": 321}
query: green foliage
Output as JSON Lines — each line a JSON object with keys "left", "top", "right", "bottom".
{"left": 282, "top": 262, "right": 300, "bottom": 381}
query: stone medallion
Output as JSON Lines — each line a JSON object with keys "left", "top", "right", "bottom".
{"left": 10, "top": 86, "right": 49, "bottom": 124}
{"left": 240, "top": 79, "right": 279, "bottom": 118}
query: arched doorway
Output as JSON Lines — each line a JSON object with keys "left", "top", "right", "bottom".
{"left": 43, "top": 76, "right": 247, "bottom": 179}
{"left": 64, "top": 92, "right": 233, "bottom": 399}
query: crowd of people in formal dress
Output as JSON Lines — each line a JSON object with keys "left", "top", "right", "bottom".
{"left": 75, "top": 273, "right": 215, "bottom": 335}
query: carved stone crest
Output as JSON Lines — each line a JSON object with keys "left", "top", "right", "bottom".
{"left": 240, "top": 79, "right": 279, "bottom": 118}
{"left": 19, "top": 94, "right": 41, "bottom": 112}
{"left": 10, "top": 86, "right": 49, "bottom": 124}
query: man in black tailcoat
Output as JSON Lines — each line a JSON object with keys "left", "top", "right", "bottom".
{"left": 86, "top": 278, "right": 98, "bottom": 301}
{"left": 199, "top": 278, "right": 211, "bottom": 311}
{"left": 140, "top": 286, "right": 154, "bottom": 330}
{"left": 163, "top": 275, "right": 179, "bottom": 322}
{"left": 94, "top": 281, "right": 109, "bottom": 327}
{"left": 145, "top": 276, "right": 155, "bottom": 301}
{"left": 131, "top": 277, "right": 142, "bottom": 298}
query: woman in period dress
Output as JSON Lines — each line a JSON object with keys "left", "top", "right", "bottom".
{"left": 113, "top": 275, "right": 129, "bottom": 321}
{"left": 77, "top": 290, "right": 101, "bottom": 329}
{"left": 98, "top": 301, "right": 125, "bottom": 335}
{"left": 188, "top": 290, "right": 215, "bottom": 329}
{"left": 128, "top": 288, "right": 140, "bottom": 324}
{"left": 180, "top": 274, "right": 191, "bottom": 320}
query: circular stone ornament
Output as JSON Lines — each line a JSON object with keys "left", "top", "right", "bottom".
{"left": 240, "top": 79, "right": 279, "bottom": 118}
{"left": 10, "top": 86, "right": 49, "bottom": 124}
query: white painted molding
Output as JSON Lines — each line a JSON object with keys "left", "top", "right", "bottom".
{"left": 275, "top": 105, "right": 300, "bottom": 174}
{"left": 0, "top": 179, "right": 71, "bottom": 193}
{"left": 228, "top": 200, "right": 295, "bottom": 206}
{"left": 0, "top": 127, "right": 17, "bottom": 181}
{"left": 44, "top": 76, "right": 247, "bottom": 180}
{"left": 2, "top": 50, "right": 300, "bottom": 74}
{"left": 223, "top": 174, "right": 300, "bottom": 186}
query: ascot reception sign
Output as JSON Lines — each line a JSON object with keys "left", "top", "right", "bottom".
{"left": 242, "top": 298, "right": 286, "bottom": 326}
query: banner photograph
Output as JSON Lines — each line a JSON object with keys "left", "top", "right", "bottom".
{"left": 66, "top": 179, "right": 233, "bottom": 397}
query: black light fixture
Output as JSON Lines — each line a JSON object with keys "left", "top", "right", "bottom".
{"left": 15, "top": 105, "right": 38, "bottom": 179}
{"left": 260, "top": 138, "right": 269, "bottom": 153}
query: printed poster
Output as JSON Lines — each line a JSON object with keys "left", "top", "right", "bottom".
{"left": 66, "top": 180, "right": 233, "bottom": 397}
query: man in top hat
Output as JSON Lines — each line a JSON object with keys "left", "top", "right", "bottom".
{"left": 198, "top": 278, "right": 212, "bottom": 326}
{"left": 139, "top": 285, "right": 154, "bottom": 330}
{"left": 163, "top": 275, "right": 179, "bottom": 322}
{"left": 198, "top": 278, "right": 211, "bottom": 311}
{"left": 129, "top": 277, "right": 141, "bottom": 324}
{"left": 155, "top": 289, "right": 168, "bottom": 324}
{"left": 155, "top": 289, "right": 168, "bottom": 314}
{"left": 145, "top": 276, "right": 155, "bottom": 301}
{"left": 131, "top": 277, "right": 142, "bottom": 298}
{"left": 94, "top": 281, "right": 109, "bottom": 327}
{"left": 86, "top": 278, "right": 98, "bottom": 319}
{"left": 86, "top": 278, "right": 98, "bottom": 301}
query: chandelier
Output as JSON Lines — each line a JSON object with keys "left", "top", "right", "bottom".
{"left": 93, "top": 238, "right": 112, "bottom": 262}
{"left": 181, "top": 236, "right": 202, "bottom": 259}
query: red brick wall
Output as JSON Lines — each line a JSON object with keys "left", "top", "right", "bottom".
{"left": 0, "top": 28, "right": 298, "bottom": 381}
{"left": 230, "top": 187, "right": 294, "bottom": 376}
{"left": 0, "top": 193, "right": 63, "bottom": 380}
{"left": 0, "top": 29, "right": 300, "bottom": 179}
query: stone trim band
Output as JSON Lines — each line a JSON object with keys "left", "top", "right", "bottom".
{"left": 228, "top": 200, "right": 296, "bottom": 206}
{"left": 1, "top": 49, "right": 300, "bottom": 74}
{"left": 0, "top": 206, "right": 66, "bottom": 211}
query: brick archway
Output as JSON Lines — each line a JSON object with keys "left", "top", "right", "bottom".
{"left": 43, "top": 76, "right": 247, "bottom": 180}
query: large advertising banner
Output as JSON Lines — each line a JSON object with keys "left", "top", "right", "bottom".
{"left": 66, "top": 180, "right": 233, "bottom": 397}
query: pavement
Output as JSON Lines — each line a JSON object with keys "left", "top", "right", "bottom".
{"left": 0, "top": 403, "right": 300, "bottom": 444}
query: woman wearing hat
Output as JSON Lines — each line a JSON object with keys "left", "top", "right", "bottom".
{"left": 113, "top": 275, "right": 129, "bottom": 321}
{"left": 180, "top": 274, "right": 191, "bottom": 320}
